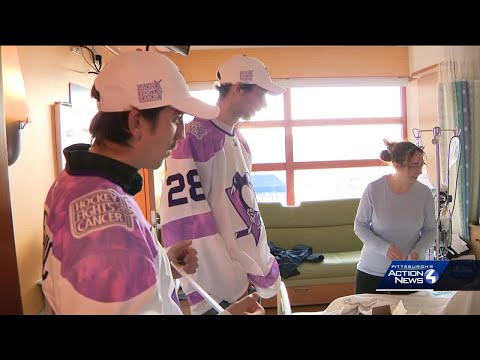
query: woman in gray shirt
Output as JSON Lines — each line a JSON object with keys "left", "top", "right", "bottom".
{"left": 354, "top": 140, "right": 436, "bottom": 294}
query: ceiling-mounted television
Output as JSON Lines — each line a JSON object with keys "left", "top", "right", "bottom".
{"left": 165, "top": 45, "right": 190, "bottom": 56}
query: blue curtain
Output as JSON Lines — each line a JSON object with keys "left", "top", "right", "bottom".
{"left": 456, "top": 81, "right": 470, "bottom": 239}
{"left": 438, "top": 79, "right": 479, "bottom": 242}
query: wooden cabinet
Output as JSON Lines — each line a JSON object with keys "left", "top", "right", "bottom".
{"left": 0, "top": 51, "right": 23, "bottom": 313}
{"left": 134, "top": 168, "right": 155, "bottom": 223}
{"left": 262, "top": 283, "right": 355, "bottom": 308}
{"left": 469, "top": 223, "right": 480, "bottom": 259}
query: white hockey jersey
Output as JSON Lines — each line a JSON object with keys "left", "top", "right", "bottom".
{"left": 160, "top": 118, "right": 280, "bottom": 315}
{"left": 42, "top": 162, "right": 182, "bottom": 315}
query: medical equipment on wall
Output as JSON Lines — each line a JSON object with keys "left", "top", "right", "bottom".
{"left": 412, "top": 126, "right": 461, "bottom": 260}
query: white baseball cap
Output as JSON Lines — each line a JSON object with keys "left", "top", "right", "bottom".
{"left": 94, "top": 51, "right": 219, "bottom": 119}
{"left": 215, "top": 55, "right": 285, "bottom": 96}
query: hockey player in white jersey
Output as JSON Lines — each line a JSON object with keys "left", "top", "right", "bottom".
{"left": 160, "top": 55, "right": 284, "bottom": 315}
{"left": 41, "top": 51, "right": 264, "bottom": 315}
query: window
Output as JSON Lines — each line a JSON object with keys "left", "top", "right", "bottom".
{"left": 183, "top": 89, "right": 218, "bottom": 124}
{"left": 187, "top": 79, "right": 406, "bottom": 205}
{"left": 294, "top": 167, "right": 394, "bottom": 203}
{"left": 292, "top": 125, "right": 402, "bottom": 162}
{"left": 290, "top": 86, "right": 402, "bottom": 119}
{"left": 240, "top": 128, "right": 285, "bottom": 163}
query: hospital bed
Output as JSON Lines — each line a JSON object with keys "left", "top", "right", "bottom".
{"left": 277, "top": 290, "right": 480, "bottom": 315}
{"left": 287, "top": 290, "right": 480, "bottom": 315}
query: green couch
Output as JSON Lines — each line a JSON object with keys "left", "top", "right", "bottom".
{"left": 259, "top": 198, "right": 362, "bottom": 307}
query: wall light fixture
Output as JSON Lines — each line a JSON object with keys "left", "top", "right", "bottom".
{"left": 1, "top": 46, "right": 30, "bottom": 166}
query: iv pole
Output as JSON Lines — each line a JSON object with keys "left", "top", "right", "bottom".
{"left": 412, "top": 126, "right": 460, "bottom": 260}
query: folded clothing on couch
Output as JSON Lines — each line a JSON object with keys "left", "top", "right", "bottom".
{"left": 269, "top": 242, "right": 324, "bottom": 279}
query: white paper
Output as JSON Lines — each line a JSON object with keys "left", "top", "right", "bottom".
{"left": 170, "top": 261, "right": 224, "bottom": 314}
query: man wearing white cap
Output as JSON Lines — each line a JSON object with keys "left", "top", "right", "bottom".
{"left": 160, "top": 55, "right": 285, "bottom": 315}
{"left": 41, "top": 51, "right": 264, "bottom": 315}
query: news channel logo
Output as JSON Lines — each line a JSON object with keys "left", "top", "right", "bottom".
{"left": 377, "top": 261, "right": 449, "bottom": 291}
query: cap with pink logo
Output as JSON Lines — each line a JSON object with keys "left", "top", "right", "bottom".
{"left": 94, "top": 51, "right": 219, "bottom": 119}
{"left": 215, "top": 55, "right": 285, "bottom": 96}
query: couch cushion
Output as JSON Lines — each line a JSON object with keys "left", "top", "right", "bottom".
{"left": 266, "top": 226, "right": 362, "bottom": 253}
{"left": 296, "top": 251, "right": 360, "bottom": 278}
{"left": 282, "top": 250, "right": 360, "bottom": 287}
{"left": 285, "top": 276, "right": 356, "bottom": 287}
{"left": 258, "top": 199, "right": 362, "bottom": 291}
{"left": 259, "top": 199, "right": 362, "bottom": 252}
{"left": 259, "top": 199, "right": 360, "bottom": 228}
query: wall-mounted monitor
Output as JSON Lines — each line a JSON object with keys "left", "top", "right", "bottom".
{"left": 165, "top": 46, "right": 190, "bottom": 56}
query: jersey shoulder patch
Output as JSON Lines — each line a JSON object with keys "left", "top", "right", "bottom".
{"left": 69, "top": 188, "right": 135, "bottom": 239}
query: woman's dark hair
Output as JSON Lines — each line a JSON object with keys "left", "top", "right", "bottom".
{"left": 380, "top": 139, "right": 426, "bottom": 165}
{"left": 89, "top": 84, "right": 164, "bottom": 146}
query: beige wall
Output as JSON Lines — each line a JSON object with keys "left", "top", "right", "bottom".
{"left": 406, "top": 47, "right": 443, "bottom": 187}
{"left": 9, "top": 46, "right": 115, "bottom": 314}
{"left": 166, "top": 46, "right": 410, "bottom": 81}
{"left": 406, "top": 72, "right": 439, "bottom": 188}
{"left": 416, "top": 72, "right": 440, "bottom": 187}
{"left": 7, "top": 46, "right": 409, "bottom": 314}
{"left": 409, "top": 46, "right": 445, "bottom": 74}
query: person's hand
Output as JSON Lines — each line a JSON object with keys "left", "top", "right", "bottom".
{"left": 167, "top": 240, "right": 198, "bottom": 278}
{"left": 224, "top": 292, "right": 265, "bottom": 315}
{"left": 387, "top": 245, "right": 405, "bottom": 260}
{"left": 409, "top": 251, "right": 419, "bottom": 260}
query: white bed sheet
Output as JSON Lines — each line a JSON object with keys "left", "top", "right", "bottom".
{"left": 294, "top": 291, "right": 480, "bottom": 315}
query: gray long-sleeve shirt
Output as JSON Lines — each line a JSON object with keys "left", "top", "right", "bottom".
{"left": 354, "top": 175, "right": 436, "bottom": 276}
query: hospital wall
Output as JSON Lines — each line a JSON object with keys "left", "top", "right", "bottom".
{"left": 3, "top": 46, "right": 438, "bottom": 314}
